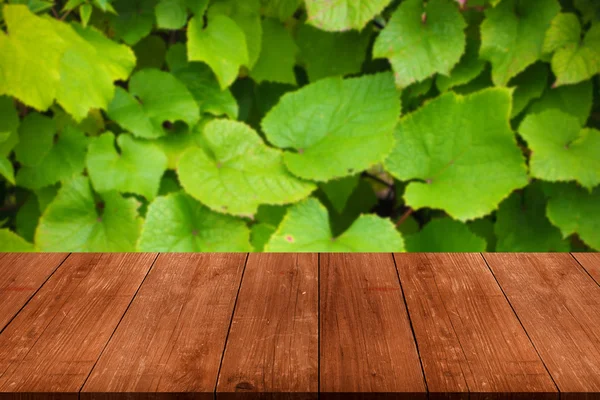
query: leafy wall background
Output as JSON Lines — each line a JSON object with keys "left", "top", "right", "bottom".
{"left": 0, "top": 0, "right": 598, "bottom": 252}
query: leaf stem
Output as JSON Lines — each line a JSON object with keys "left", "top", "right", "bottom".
{"left": 395, "top": 207, "right": 414, "bottom": 227}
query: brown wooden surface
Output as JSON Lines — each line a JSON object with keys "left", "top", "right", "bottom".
{"left": 1, "top": 253, "right": 600, "bottom": 398}
{"left": 0, "top": 253, "right": 157, "bottom": 397}
{"left": 217, "top": 253, "right": 318, "bottom": 400}
{"left": 320, "top": 253, "right": 426, "bottom": 399}
{"left": 394, "top": 253, "right": 557, "bottom": 399}
{"left": 484, "top": 253, "right": 600, "bottom": 399}
{"left": 82, "top": 253, "right": 247, "bottom": 400}
{"left": 572, "top": 253, "right": 600, "bottom": 286}
{"left": 0, "top": 253, "right": 68, "bottom": 332}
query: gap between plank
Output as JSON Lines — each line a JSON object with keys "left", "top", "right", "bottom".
{"left": 317, "top": 253, "right": 321, "bottom": 396}
{"left": 391, "top": 253, "right": 429, "bottom": 395}
{"left": 214, "top": 252, "right": 250, "bottom": 397}
{"left": 0, "top": 252, "right": 71, "bottom": 337}
{"left": 478, "top": 252, "right": 561, "bottom": 396}
{"left": 77, "top": 252, "right": 161, "bottom": 394}
{"left": 569, "top": 252, "right": 600, "bottom": 287}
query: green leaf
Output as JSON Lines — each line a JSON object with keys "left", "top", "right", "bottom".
{"left": 319, "top": 174, "right": 360, "bottom": 214}
{"left": 262, "top": 72, "right": 401, "bottom": 182}
{"left": 138, "top": 191, "right": 252, "bottom": 251}
{"left": 0, "top": 156, "right": 15, "bottom": 184}
{"left": 543, "top": 13, "right": 581, "bottom": 54}
{"left": 260, "top": 0, "right": 301, "bottom": 21}
{"left": 167, "top": 44, "right": 238, "bottom": 119}
{"left": 250, "top": 222, "right": 277, "bottom": 252}
{"left": 107, "top": 68, "right": 199, "bottom": 139}
{"left": 0, "top": 96, "right": 19, "bottom": 157}
{"left": 16, "top": 124, "right": 88, "bottom": 190}
{"left": 186, "top": 0, "right": 209, "bottom": 15}
{"left": 36, "top": 176, "right": 143, "bottom": 251}
{"left": 265, "top": 197, "right": 405, "bottom": 251}
{"left": 545, "top": 182, "right": 600, "bottom": 251}
{"left": 108, "top": 0, "right": 157, "bottom": 46}
{"left": 16, "top": 192, "right": 40, "bottom": 242}
{"left": 133, "top": 35, "right": 167, "bottom": 70}
{"left": 296, "top": 23, "right": 372, "bottom": 82}
{"left": 250, "top": 18, "right": 297, "bottom": 85}
{"left": 0, "top": 229, "right": 35, "bottom": 251}
{"left": 208, "top": 0, "right": 262, "bottom": 69}
{"left": 178, "top": 119, "right": 316, "bottom": 216}
{"left": 548, "top": 20, "right": 600, "bottom": 86}
{"left": 154, "top": 121, "right": 204, "bottom": 169}
{"left": 495, "top": 183, "right": 569, "bottom": 251}
{"left": 436, "top": 36, "right": 485, "bottom": 92}
{"left": 508, "top": 62, "right": 549, "bottom": 118}
{"left": 519, "top": 109, "right": 600, "bottom": 189}
{"left": 79, "top": 4, "right": 92, "bottom": 27}
{"left": 187, "top": 13, "right": 249, "bottom": 89}
{"left": 527, "top": 79, "right": 593, "bottom": 124}
{"left": 385, "top": 88, "right": 529, "bottom": 221}
{"left": 14, "top": 113, "right": 55, "bottom": 167}
{"left": 156, "top": 0, "right": 188, "bottom": 29}
{"left": 467, "top": 216, "right": 496, "bottom": 251}
{"left": 480, "top": 0, "right": 560, "bottom": 86}
{"left": 86, "top": 132, "right": 168, "bottom": 199}
{"left": 305, "top": 0, "right": 391, "bottom": 31}
{"left": 405, "top": 217, "right": 487, "bottom": 252}
{"left": 373, "top": 0, "right": 466, "bottom": 88}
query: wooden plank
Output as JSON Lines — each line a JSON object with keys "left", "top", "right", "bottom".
{"left": 0, "top": 253, "right": 157, "bottom": 398}
{"left": 217, "top": 253, "right": 318, "bottom": 400}
{"left": 394, "top": 253, "right": 557, "bottom": 399}
{"left": 483, "top": 253, "right": 600, "bottom": 399}
{"left": 82, "top": 253, "right": 247, "bottom": 400}
{"left": 572, "top": 253, "right": 600, "bottom": 286}
{"left": 0, "top": 253, "right": 68, "bottom": 332}
{"left": 320, "top": 253, "right": 426, "bottom": 400}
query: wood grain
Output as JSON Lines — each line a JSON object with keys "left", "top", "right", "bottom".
{"left": 217, "top": 253, "right": 318, "bottom": 400}
{"left": 81, "top": 253, "right": 247, "bottom": 400}
{"left": 484, "top": 253, "right": 600, "bottom": 399}
{"left": 394, "top": 253, "right": 557, "bottom": 399}
{"left": 0, "top": 253, "right": 68, "bottom": 332}
{"left": 572, "top": 253, "right": 600, "bottom": 286}
{"left": 0, "top": 253, "right": 156, "bottom": 399}
{"left": 320, "top": 253, "right": 426, "bottom": 400}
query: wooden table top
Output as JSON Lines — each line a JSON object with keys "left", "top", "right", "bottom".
{"left": 0, "top": 253, "right": 599, "bottom": 399}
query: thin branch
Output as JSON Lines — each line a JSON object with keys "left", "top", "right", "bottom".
{"left": 395, "top": 208, "right": 414, "bottom": 228}
{"left": 59, "top": 9, "right": 73, "bottom": 21}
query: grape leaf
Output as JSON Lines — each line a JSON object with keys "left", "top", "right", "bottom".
{"left": 262, "top": 72, "right": 401, "bottom": 182}
{"left": 167, "top": 44, "right": 238, "bottom": 119}
{"left": 16, "top": 124, "right": 88, "bottom": 190}
{"left": 14, "top": 113, "right": 55, "bottom": 167}
{"left": 154, "top": 121, "right": 205, "bottom": 169}
{"left": 0, "top": 96, "right": 19, "bottom": 157}
{"left": 251, "top": 222, "right": 277, "bottom": 252}
{"left": 373, "top": 0, "right": 466, "bottom": 88}
{"left": 156, "top": 0, "right": 187, "bottom": 29}
{"left": 467, "top": 216, "right": 496, "bottom": 251}
{"left": 133, "top": 35, "right": 167, "bottom": 70}
{"left": 265, "top": 197, "right": 404, "bottom": 251}
{"left": 186, "top": 0, "right": 209, "bottom": 15}
{"left": 305, "top": 0, "right": 391, "bottom": 31}
{"left": 86, "top": 132, "right": 168, "bottom": 200}
{"left": 480, "top": 0, "right": 560, "bottom": 86}
{"left": 436, "top": 36, "right": 485, "bottom": 92}
{"left": 546, "top": 17, "right": 600, "bottom": 86}
{"left": 36, "top": 176, "right": 143, "bottom": 251}
{"left": 319, "top": 174, "right": 360, "bottom": 213}
{"left": 0, "top": 229, "right": 35, "bottom": 251}
{"left": 178, "top": 119, "right": 316, "bottom": 216}
{"left": 296, "top": 23, "right": 371, "bottom": 82}
{"left": 209, "top": 0, "right": 262, "bottom": 69}
{"left": 405, "top": 217, "right": 487, "bottom": 252}
{"left": 260, "top": 0, "right": 301, "bottom": 21}
{"left": 519, "top": 109, "right": 600, "bottom": 189}
{"left": 384, "top": 88, "right": 529, "bottom": 221}
{"left": 16, "top": 192, "right": 40, "bottom": 242}
{"left": 0, "top": 5, "right": 136, "bottom": 120}
{"left": 137, "top": 191, "right": 252, "bottom": 251}
{"left": 495, "top": 183, "right": 569, "bottom": 251}
{"left": 250, "top": 18, "right": 297, "bottom": 85}
{"left": 509, "top": 62, "right": 549, "bottom": 118}
{"left": 107, "top": 68, "right": 199, "bottom": 139}
{"left": 108, "top": 0, "right": 157, "bottom": 46}
{"left": 527, "top": 79, "right": 593, "bottom": 124}
{"left": 187, "top": 13, "right": 249, "bottom": 89}
{"left": 545, "top": 182, "right": 600, "bottom": 251}
{"left": 0, "top": 156, "right": 14, "bottom": 184}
